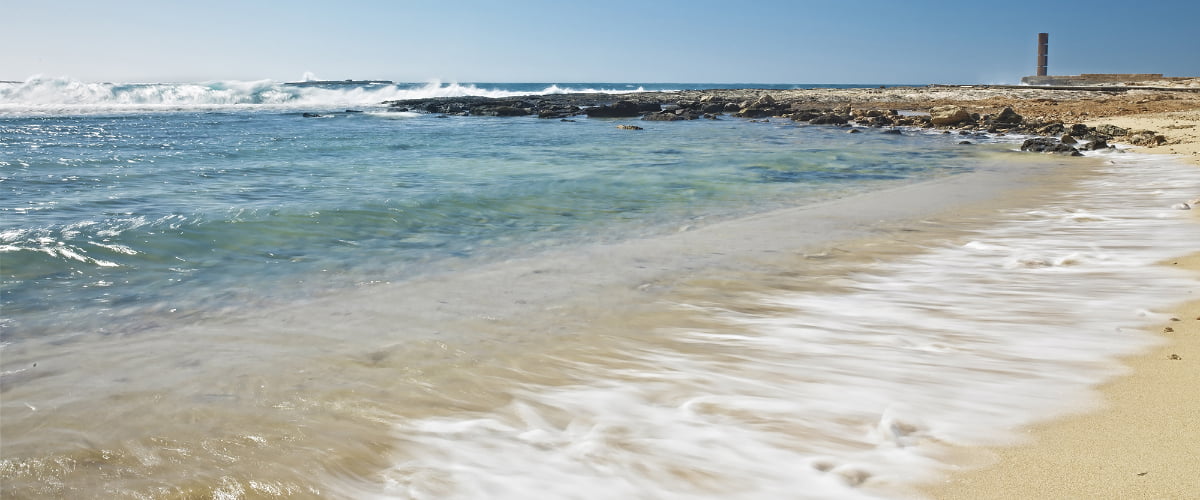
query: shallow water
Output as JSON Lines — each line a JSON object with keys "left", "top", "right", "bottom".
{"left": 2, "top": 101, "right": 1199, "bottom": 499}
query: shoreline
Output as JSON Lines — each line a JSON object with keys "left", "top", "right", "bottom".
{"left": 924, "top": 255, "right": 1200, "bottom": 499}
{"left": 921, "top": 108, "right": 1200, "bottom": 499}
{"left": 4, "top": 85, "right": 1199, "bottom": 497}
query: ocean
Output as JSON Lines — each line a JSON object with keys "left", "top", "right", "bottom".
{"left": 2, "top": 78, "right": 1198, "bottom": 499}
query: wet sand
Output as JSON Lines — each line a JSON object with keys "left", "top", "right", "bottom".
{"left": 925, "top": 255, "right": 1200, "bottom": 499}
{"left": 924, "top": 105, "right": 1200, "bottom": 499}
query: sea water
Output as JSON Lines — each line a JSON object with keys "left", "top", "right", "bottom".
{"left": 2, "top": 79, "right": 1198, "bottom": 499}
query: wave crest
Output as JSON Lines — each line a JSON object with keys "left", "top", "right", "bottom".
{"left": 0, "top": 76, "right": 653, "bottom": 116}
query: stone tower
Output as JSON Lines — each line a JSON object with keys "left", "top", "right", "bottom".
{"left": 1037, "top": 33, "right": 1049, "bottom": 76}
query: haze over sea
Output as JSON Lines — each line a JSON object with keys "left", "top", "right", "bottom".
{"left": 2, "top": 78, "right": 1199, "bottom": 499}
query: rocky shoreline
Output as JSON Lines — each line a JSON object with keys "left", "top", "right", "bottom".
{"left": 382, "top": 86, "right": 1200, "bottom": 156}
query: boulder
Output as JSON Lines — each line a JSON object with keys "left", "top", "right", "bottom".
{"left": 1126, "top": 130, "right": 1167, "bottom": 146}
{"left": 1060, "top": 134, "right": 1078, "bottom": 144}
{"left": 471, "top": 105, "right": 528, "bottom": 117}
{"left": 1021, "top": 137, "right": 1083, "bottom": 156}
{"left": 1035, "top": 123, "right": 1066, "bottom": 136}
{"left": 929, "top": 106, "right": 972, "bottom": 126}
{"left": 809, "top": 114, "right": 849, "bottom": 125}
{"left": 616, "top": 124, "right": 643, "bottom": 130}
{"left": 642, "top": 111, "right": 685, "bottom": 121}
{"left": 1096, "top": 124, "right": 1130, "bottom": 137}
{"left": 993, "top": 107, "right": 1023, "bottom": 125}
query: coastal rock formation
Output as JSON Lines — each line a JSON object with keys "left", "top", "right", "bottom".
{"left": 378, "top": 86, "right": 1192, "bottom": 155}
{"left": 734, "top": 94, "right": 787, "bottom": 118}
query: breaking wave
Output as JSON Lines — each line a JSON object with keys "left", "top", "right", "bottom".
{"left": 0, "top": 76, "right": 653, "bottom": 116}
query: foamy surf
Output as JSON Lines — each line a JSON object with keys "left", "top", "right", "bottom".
{"left": 356, "top": 153, "right": 1200, "bottom": 499}
{"left": 0, "top": 76, "right": 654, "bottom": 117}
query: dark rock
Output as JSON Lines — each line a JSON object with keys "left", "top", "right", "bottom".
{"left": 809, "top": 114, "right": 849, "bottom": 125}
{"left": 472, "top": 105, "right": 528, "bottom": 117}
{"left": 616, "top": 124, "right": 643, "bottom": 130}
{"left": 1096, "top": 124, "right": 1130, "bottom": 137}
{"left": 1060, "top": 134, "right": 1078, "bottom": 144}
{"left": 994, "top": 107, "right": 1023, "bottom": 125}
{"left": 642, "top": 111, "right": 685, "bottom": 121}
{"left": 1021, "top": 137, "right": 1083, "bottom": 156}
{"left": 1081, "top": 138, "right": 1110, "bottom": 150}
{"left": 586, "top": 100, "right": 642, "bottom": 118}
{"left": 959, "top": 140, "right": 972, "bottom": 145}
{"left": 881, "top": 129, "right": 903, "bottom": 135}
{"left": 637, "top": 102, "right": 664, "bottom": 112}
{"left": 1035, "top": 123, "right": 1066, "bottom": 136}
{"left": 790, "top": 110, "right": 822, "bottom": 122}
{"left": 1069, "top": 123, "right": 1091, "bottom": 136}
{"left": 847, "top": 129, "right": 862, "bottom": 134}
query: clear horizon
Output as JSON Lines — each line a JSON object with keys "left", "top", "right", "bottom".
{"left": 4, "top": 0, "right": 1199, "bottom": 85}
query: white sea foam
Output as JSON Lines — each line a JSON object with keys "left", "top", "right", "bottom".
{"left": 361, "top": 154, "right": 1200, "bottom": 499}
{"left": 0, "top": 76, "right": 652, "bottom": 117}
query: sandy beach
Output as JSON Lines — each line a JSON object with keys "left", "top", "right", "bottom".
{"left": 921, "top": 93, "right": 1200, "bottom": 499}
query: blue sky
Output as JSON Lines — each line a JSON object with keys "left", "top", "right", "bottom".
{"left": 5, "top": 0, "right": 1198, "bottom": 84}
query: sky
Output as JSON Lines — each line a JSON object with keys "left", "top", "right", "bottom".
{"left": 4, "top": 0, "right": 1198, "bottom": 84}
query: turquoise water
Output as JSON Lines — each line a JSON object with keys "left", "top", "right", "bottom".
{"left": 2, "top": 109, "right": 975, "bottom": 338}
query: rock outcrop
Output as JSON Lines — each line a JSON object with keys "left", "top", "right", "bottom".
{"left": 586, "top": 101, "right": 644, "bottom": 118}
{"left": 378, "top": 87, "right": 1180, "bottom": 156}
{"left": 1020, "top": 137, "right": 1083, "bottom": 156}
{"left": 929, "top": 106, "right": 972, "bottom": 126}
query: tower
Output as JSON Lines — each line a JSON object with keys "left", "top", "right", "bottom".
{"left": 1037, "top": 33, "right": 1049, "bottom": 76}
